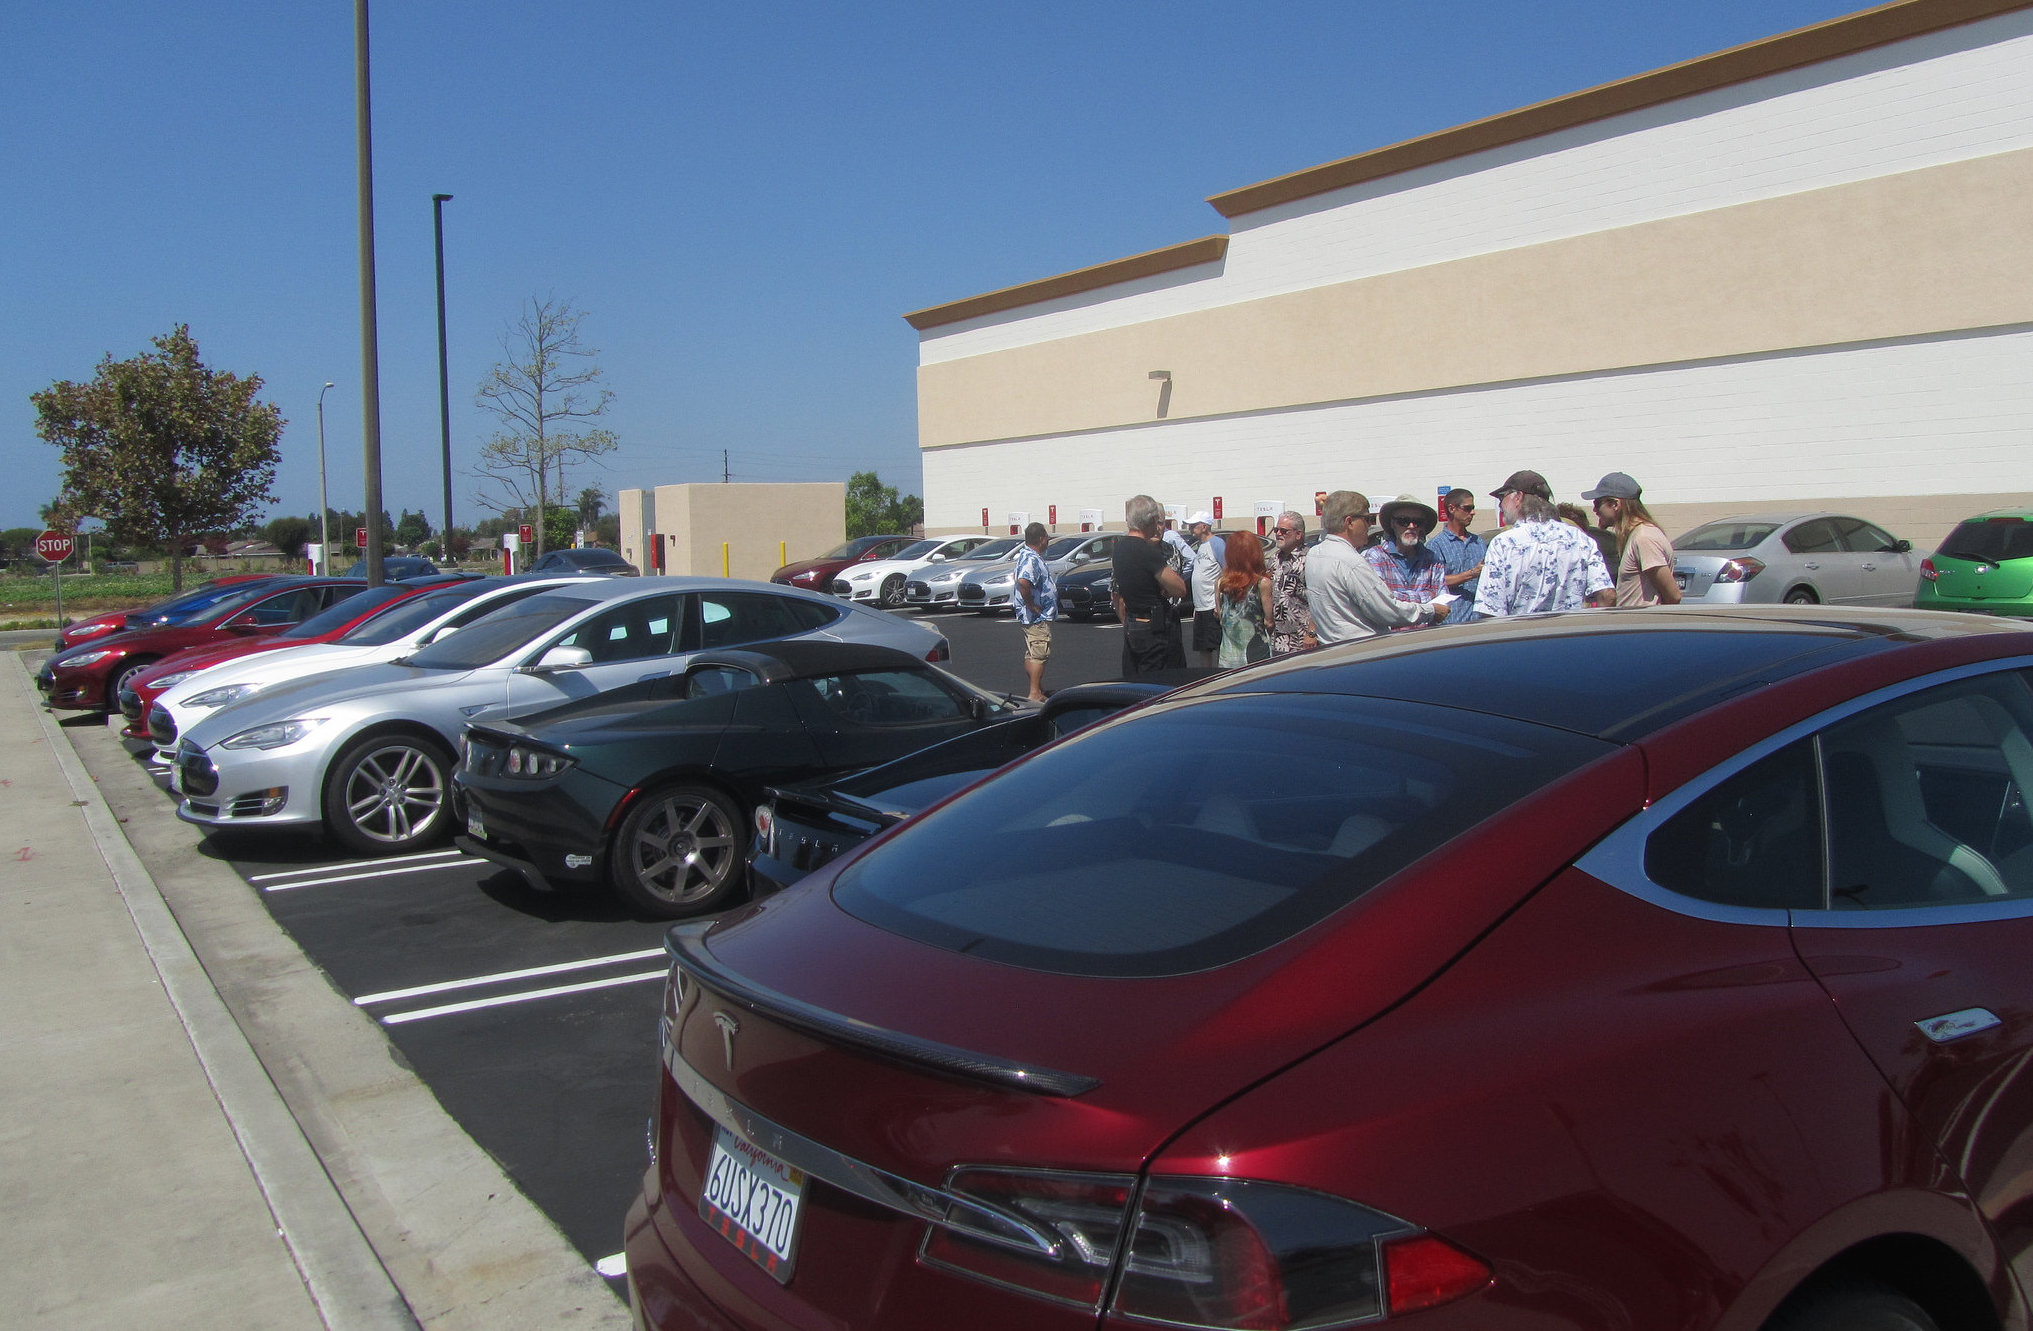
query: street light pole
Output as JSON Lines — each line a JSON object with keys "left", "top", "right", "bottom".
{"left": 317, "top": 382, "right": 336, "bottom": 573}
{"left": 432, "top": 192, "right": 454, "bottom": 560}
{"left": 353, "top": 0, "right": 386, "bottom": 587}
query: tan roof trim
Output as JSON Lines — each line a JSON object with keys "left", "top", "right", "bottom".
{"left": 904, "top": 235, "right": 1229, "bottom": 332}
{"left": 1208, "top": 0, "right": 2032, "bottom": 218}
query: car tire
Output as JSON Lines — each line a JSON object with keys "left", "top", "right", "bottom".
{"left": 879, "top": 575, "right": 906, "bottom": 608}
{"left": 1764, "top": 1280, "right": 1939, "bottom": 1331}
{"left": 1784, "top": 587, "right": 1820, "bottom": 605}
{"left": 321, "top": 733, "right": 456, "bottom": 856}
{"left": 106, "top": 657, "right": 156, "bottom": 711}
{"left": 609, "top": 783, "right": 747, "bottom": 919}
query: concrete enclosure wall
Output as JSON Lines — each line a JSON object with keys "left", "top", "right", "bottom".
{"left": 618, "top": 483, "right": 846, "bottom": 580}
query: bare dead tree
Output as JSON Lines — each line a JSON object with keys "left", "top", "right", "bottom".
{"left": 470, "top": 296, "right": 618, "bottom": 556}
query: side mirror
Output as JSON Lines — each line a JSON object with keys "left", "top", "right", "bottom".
{"left": 929, "top": 553, "right": 946, "bottom": 563}
{"left": 522, "top": 645, "right": 593, "bottom": 673}
{"left": 1893, "top": 539, "right": 1913, "bottom": 554}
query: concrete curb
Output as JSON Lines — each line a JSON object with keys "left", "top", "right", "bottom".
{"left": 20, "top": 655, "right": 632, "bottom": 1329}
{"left": 12, "top": 653, "right": 418, "bottom": 1329}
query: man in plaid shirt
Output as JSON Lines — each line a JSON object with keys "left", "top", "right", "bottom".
{"left": 1363, "top": 494, "right": 1448, "bottom": 629}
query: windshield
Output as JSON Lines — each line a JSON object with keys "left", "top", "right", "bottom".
{"left": 819, "top": 536, "right": 889, "bottom": 560}
{"left": 130, "top": 579, "right": 273, "bottom": 625}
{"left": 282, "top": 586, "right": 406, "bottom": 639}
{"left": 961, "top": 538, "right": 1020, "bottom": 561}
{"left": 1674, "top": 521, "right": 1779, "bottom": 552}
{"left": 835, "top": 693, "right": 1608, "bottom": 977}
{"left": 338, "top": 584, "right": 483, "bottom": 645}
{"left": 1938, "top": 518, "right": 2033, "bottom": 564}
{"left": 401, "top": 592, "right": 599, "bottom": 669}
{"left": 1042, "top": 536, "right": 1084, "bottom": 559}
{"left": 891, "top": 540, "right": 939, "bottom": 561}
{"left": 155, "top": 582, "right": 283, "bottom": 627}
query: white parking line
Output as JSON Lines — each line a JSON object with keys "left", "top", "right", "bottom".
{"left": 354, "top": 948, "right": 666, "bottom": 1007}
{"left": 380, "top": 970, "right": 667, "bottom": 1024}
{"left": 596, "top": 1253, "right": 627, "bottom": 1278}
{"left": 251, "top": 849, "right": 467, "bottom": 882}
{"left": 261, "top": 859, "right": 479, "bottom": 893}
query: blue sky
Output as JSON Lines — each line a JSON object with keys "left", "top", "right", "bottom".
{"left": 3, "top": 0, "right": 1867, "bottom": 533}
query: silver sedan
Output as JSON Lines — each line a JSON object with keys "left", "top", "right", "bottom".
{"left": 1672, "top": 512, "right": 1917, "bottom": 607}
{"left": 956, "top": 531, "right": 1123, "bottom": 614}
{"left": 172, "top": 578, "right": 949, "bottom": 855}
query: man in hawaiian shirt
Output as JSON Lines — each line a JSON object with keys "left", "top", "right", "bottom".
{"left": 1269, "top": 510, "right": 1316, "bottom": 654}
{"left": 1012, "top": 522, "right": 1058, "bottom": 701}
{"left": 1364, "top": 494, "right": 1448, "bottom": 629}
{"left": 1472, "top": 470, "right": 1614, "bottom": 617}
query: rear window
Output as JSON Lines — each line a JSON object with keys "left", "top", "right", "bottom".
{"left": 1674, "top": 521, "right": 1778, "bottom": 552}
{"left": 1938, "top": 518, "right": 2033, "bottom": 564}
{"left": 834, "top": 694, "right": 1610, "bottom": 977}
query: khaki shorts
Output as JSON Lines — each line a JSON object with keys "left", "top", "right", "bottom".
{"left": 1023, "top": 621, "right": 1052, "bottom": 662}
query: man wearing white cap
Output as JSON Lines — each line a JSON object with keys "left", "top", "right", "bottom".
{"left": 1185, "top": 511, "right": 1226, "bottom": 667}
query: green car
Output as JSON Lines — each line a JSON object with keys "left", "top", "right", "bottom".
{"left": 1918, "top": 510, "right": 2033, "bottom": 615}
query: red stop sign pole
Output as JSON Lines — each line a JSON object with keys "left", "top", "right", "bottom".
{"left": 35, "top": 529, "right": 74, "bottom": 625}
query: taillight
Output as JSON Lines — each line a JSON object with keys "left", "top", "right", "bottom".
{"left": 922, "top": 1171, "right": 1490, "bottom": 1325}
{"left": 926, "top": 639, "right": 950, "bottom": 663}
{"left": 1714, "top": 557, "right": 1765, "bottom": 584}
{"left": 753, "top": 804, "right": 775, "bottom": 856}
{"left": 1920, "top": 557, "right": 1939, "bottom": 582}
{"left": 922, "top": 1168, "right": 1135, "bottom": 1308}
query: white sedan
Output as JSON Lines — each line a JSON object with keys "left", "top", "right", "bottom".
{"left": 144, "top": 575, "right": 593, "bottom": 758}
{"left": 828, "top": 535, "right": 998, "bottom": 607}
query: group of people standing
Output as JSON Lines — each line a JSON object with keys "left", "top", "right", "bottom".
{"left": 1009, "top": 471, "right": 1681, "bottom": 690}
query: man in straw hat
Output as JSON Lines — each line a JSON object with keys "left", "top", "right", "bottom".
{"left": 1364, "top": 493, "right": 1450, "bottom": 629}
{"left": 1304, "top": 491, "right": 1446, "bottom": 646}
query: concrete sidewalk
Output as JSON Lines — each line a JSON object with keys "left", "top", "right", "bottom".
{"left": 0, "top": 654, "right": 628, "bottom": 1329}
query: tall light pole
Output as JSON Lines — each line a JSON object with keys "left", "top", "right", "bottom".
{"left": 432, "top": 192, "right": 454, "bottom": 558}
{"left": 353, "top": 0, "right": 386, "bottom": 586}
{"left": 317, "top": 382, "right": 336, "bottom": 572}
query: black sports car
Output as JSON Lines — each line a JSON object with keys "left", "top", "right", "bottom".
{"left": 1054, "top": 558, "right": 1119, "bottom": 620}
{"left": 452, "top": 640, "right": 1018, "bottom": 917}
{"left": 748, "top": 680, "right": 1168, "bottom": 896}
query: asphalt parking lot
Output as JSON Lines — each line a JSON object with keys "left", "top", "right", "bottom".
{"left": 27, "top": 604, "right": 1134, "bottom": 1294}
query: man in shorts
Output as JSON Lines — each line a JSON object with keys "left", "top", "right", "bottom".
{"left": 1011, "top": 522, "right": 1057, "bottom": 702}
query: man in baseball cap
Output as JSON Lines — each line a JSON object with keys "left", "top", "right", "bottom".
{"left": 1581, "top": 472, "right": 1680, "bottom": 607}
{"left": 1489, "top": 469, "right": 1553, "bottom": 504}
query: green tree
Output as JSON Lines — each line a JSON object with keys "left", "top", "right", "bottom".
{"left": 542, "top": 506, "right": 577, "bottom": 552}
{"left": 262, "top": 515, "right": 315, "bottom": 558}
{"left": 394, "top": 509, "right": 434, "bottom": 548}
{"left": 844, "top": 471, "right": 924, "bottom": 539}
{"left": 471, "top": 297, "right": 619, "bottom": 558}
{"left": 576, "top": 486, "right": 607, "bottom": 528}
{"left": 32, "top": 325, "right": 283, "bottom": 590}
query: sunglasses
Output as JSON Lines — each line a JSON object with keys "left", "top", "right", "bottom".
{"left": 1391, "top": 516, "right": 1423, "bottom": 527}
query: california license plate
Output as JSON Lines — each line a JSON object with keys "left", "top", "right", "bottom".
{"left": 700, "top": 1125, "right": 804, "bottom": 1283}
{"left": 466, "top": 810, "right": 485, "bottom": 840}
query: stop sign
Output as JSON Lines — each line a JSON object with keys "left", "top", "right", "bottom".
{"left": 34, "top": 530, "right": 74, "bottom": 563}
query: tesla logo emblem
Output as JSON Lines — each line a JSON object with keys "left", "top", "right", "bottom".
{"left": 713, "top": 1011, "right": 740, "bottom": 1070}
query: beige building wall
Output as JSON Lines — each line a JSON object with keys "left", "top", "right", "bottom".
{"left": 619, "top": 483, "right": 845, "bottom": 580}
{"left": 917, "top": 147, "right": 2033, "bottom": 452}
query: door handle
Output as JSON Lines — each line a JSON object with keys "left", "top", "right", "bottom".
{"left": 1915, "top": 1008, "right": 2001, "bottom": 1043}
{"left": 1802, "top": 562, "right": 1819, "bottom": 569}
{"left": 1860, "top": 563, "right": 1877, "bottom": 571}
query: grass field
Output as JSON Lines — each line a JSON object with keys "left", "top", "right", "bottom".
{"left": 0, "top": 571, "right": 182, "bottom": 616}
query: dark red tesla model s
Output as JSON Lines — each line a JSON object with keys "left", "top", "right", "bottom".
{"left": 627, "top": 605, "right": 2033, "bottom": 1331}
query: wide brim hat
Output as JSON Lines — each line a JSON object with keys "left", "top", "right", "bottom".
{"left": 1376, "top": 493, "right": 1439, "bottom": 536}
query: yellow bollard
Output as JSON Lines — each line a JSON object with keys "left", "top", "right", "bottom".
{"left": 779, "top": 540, "right": 787, "bottom": 568}
{"left": 722, "top": 542, "right": 730, "bottom": 577}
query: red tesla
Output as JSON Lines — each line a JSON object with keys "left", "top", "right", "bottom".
{"left": 53, "top": 573, "right": 283, "bottom": 651}
{"left": 114, "top": 576, "right": 462, "bottom": 739}
{"left": 38, "top": 576, "right": 376, "bottom": 711}
{"left": 626, "top": 605, "right": 2033, "bottom": 1331}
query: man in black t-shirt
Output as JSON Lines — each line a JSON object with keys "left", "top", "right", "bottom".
{"left": 1112, "top": 495, "right": 1189, "bottom": 676}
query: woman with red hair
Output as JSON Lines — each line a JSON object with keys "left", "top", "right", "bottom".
{"left": 1217, "top": 533, "right": 1274, "bottom": 667}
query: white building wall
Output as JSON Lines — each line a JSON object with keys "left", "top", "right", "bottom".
{"left": 919, "top": 8, "right": 2033, "bottom": 366}
{"left": 922, "top": 327, "right": 2033, "bottom": 527}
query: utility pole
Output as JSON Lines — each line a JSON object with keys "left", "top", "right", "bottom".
{"left": 353, "top": 0, "right": 386, "bottom": 586}
{"left": 432, "top": 192, "right": 454, "bottom": 555}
